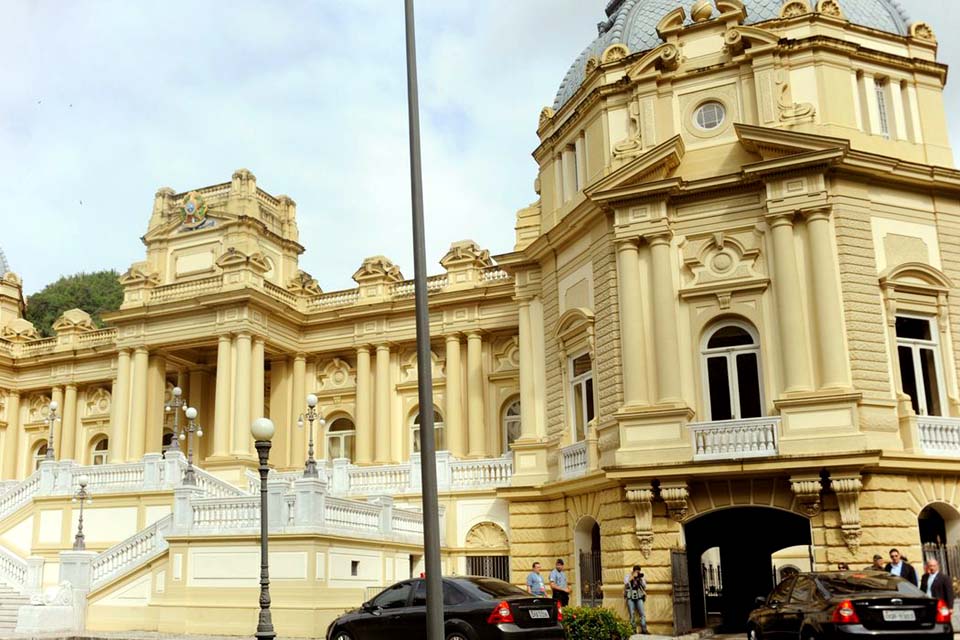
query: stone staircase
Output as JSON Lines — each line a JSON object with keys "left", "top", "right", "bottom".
{"left": 0, "top": 579, "right": 27, "bottom": 635}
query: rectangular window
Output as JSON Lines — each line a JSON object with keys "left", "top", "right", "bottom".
{"left": 896, "top": 315, "right": 946, "bottom": 416}
{"left": 707, "top": 356, "right": 732, "bottom": 421}
{"left": 875, "top": 79, "right": 891, "bottom": 138}
{"left": 736, "top": 353, "right": 762, "bottom": 419}
{"left": 351, "top": 560, "right": 360, "bottom": 577}
{"left": 570, "top": 353, "right": 595, "bottom": 441}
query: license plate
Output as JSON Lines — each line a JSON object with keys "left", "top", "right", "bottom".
{"left": 883, "top": 610, "right": 916, "bottom": 622}
{"left": 529, "top": 609, "right": 550, "bottom": 619}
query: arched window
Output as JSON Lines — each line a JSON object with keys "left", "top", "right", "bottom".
{"left": 569, "top": 352, "right": 595, "bottom": 442}
{"left": 326, "top": 417, "right": 356, "bottom": 461}
{"left": 91, "top": 437, "right": 109, "bottom": 465}
{"left": 503, "top": 400, "right": 521, "bottom": 453}
{"left": 702, "top": 322, "right": 763, "bottom": 421}
{"left": 33, "top": 441, "right": 48, "bottom": 470}
{"left": 896, "top": 315, "right": 946, "bottom": 416}
{"left": 412, "top": 409, "right": 445, "bottom": 454}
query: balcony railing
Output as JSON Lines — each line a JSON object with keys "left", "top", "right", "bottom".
{"left": 918, "top": 416, "right": 960, "bottom": 455}
{"left": 689, "top": 416, "right": 781, "bottom": 462}
{"left": 560, "top": 441, "right": 588, "bottom": 479}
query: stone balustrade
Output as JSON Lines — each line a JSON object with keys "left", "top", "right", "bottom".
{"left": 0, "top": 543, "right": 27, "bottom": 590}
{"left": 918, "top": 416, "right": 960, "bottom": 455}
{"left": 560, "top": 441, "right": 588, "bottom": 479}
{"left": 689, "top": 416, "right": 781, "bottom": 461}
{"left": 0, "top": 473, "right": 40, "bottom": 521}
{"left": 90, "top": 515, "right": 171, "bottom": 589}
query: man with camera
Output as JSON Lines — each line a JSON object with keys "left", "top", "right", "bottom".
{"left": 624, "top": 564, "right": 648, "bottom": 634}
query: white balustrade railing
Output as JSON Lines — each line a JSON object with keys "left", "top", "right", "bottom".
{"left": 480, "top": 267, "right": 512, "bottom": 283}
{"left": 325, "top": 498, "right": 380, "bottom": 532}
{"left": 0, "top": 473, "right": 40, "bottom": 521}
{"left": 190, "top": 465, "right": 248, "bottom": 498}
{"left": 79, "top": 461, "right": 146, "bottom": 492}
{"left": 90, "top": 515, "right": 172, "bottom": 589}
{"left": 348, "top": 464, "right": 411, "bottom": 495}
{"left": 192, "top": 496, "right": 260, "bottom": 530}
{"left": 450, "top": 456, "right": 513, "bottom": 489}
{"left": 0, "top": 543, "right": 27, "bottom": 590}
{"left": 689, "top": 416, "right": 781, "bottom": 461}
{"left": 392, "top": 508, "right": 425, "bottom": 536}
{"left": 560, "top": 441, "right": 588, "bottom": 479}
{"left": 0, "top": 480, "right": 19, "bottom": 496}
{"left": 918, "top": 416, "right": 960, "bottom": 455}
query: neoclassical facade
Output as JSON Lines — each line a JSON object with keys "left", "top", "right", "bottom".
{"left": 2, "top": 0, "right": 960, "bottom": 635}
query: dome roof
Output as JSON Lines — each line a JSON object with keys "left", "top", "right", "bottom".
{"left": 553, "top": 0, "right": 910, "bottom": 109}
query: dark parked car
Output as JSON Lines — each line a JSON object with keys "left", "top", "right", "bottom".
{"left": 326, "top": 576, "right": 565, "bottom": 640}
{"left": 747, "top": 571, "right": 953, "bottom": 639}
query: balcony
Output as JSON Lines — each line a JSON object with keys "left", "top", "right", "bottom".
{"left": 918, "top": 416, "right": 960, "bottom": 455}
{"left": 560, "top": 441, "right": 588, "bottom": 479}
{"left": 689, "top": 416, "right": 781, "bottom": 462}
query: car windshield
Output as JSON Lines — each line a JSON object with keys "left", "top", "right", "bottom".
{"left": 457, "top": 577, "right": 529, "bottom": 599}
{"left": 819, "top": 574, "right": 925, "bottom": 596}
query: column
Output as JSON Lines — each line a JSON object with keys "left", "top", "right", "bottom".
{"left": 807, "top": 211, "right": 849, "bottom": 389}
{"left": 50, "top": 386, "right": 64, "bottom": 456}
{"left": 444, "top": 334, "right": 465, "bottom": 457}
{"left": 60, "top": 384, "right": 78, "bottom": 461}
{"left": 2, "top": 392, "right": 20, "bottom": 479}
{"left": 769, "top": 215, "right": 814, "bottom": 392}
{"left": 127, "top": 347, "right": 150, "bottom": 459}
{"left": 145, "top": 354, "right": 166, "bottom": 454}
{"left": 268, "top": 357, "right": 290, "bottom": 468}
{"left": 374, "top": 344, "right": 391, "bottom": 463}
{"left": 232, "top": 333, "right": 252, "bottom": 456}
{"left": 291, "top": 353, "right": 307, "bottom": 466}
{"left": 466, "top": 332, "right": 485, "bottom": 458}
{"left": 355, "top": 346, "right": 373, "bottom": 464}
{"left": 616, "top": 239, "right": 648, "bottom": 406}
{"left": 251, "top": 337, "right": 265, "bottom": 420}
{"left": 111, "top": 350, "right": 131, "bottom": 462}
{"left": 648, "top": 234, "right": 682, "bottom": 404}
{"left": 212, "top": 335, "right": 233, "bottom": 457}
{"left": 188, "top": 368, "right": 207, "bottom": 460}
{"left": 517, "top": 299, "right": 538, "bottom": 441}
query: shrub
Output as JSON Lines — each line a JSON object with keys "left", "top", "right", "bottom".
{"left": 562, "top": 606, "right": 635, "bottom": 640}
{"left": 25, "top": 270, "right": 123, "bottom": 336}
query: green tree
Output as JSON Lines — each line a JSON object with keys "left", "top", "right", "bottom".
{"left": 25, "top": 270, "right": 123, "bottom": 336}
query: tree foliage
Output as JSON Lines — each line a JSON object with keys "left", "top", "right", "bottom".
{"left": 562, "top": 606, "right": 635, "bottom": 640}
{"left": 25, "top": 271, "right": 123, "bottom": 337}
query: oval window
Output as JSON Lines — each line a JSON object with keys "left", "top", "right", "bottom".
{"left": 694, "top": 101, "right": 726, "bottom": 131}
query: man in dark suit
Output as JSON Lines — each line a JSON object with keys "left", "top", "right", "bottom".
{"left": 884, "top": 548, "right": 919, "bottom": 586}
{"left": 920, "top": 559, "right": 955, "bottom": 609}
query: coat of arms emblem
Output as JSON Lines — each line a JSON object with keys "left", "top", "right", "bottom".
{"left": 179, "top": 191, "right": 208, "bottom": 229}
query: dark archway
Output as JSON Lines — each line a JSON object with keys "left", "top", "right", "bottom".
{"left": 685, "top": 506, "right": 812, "bottom": 632}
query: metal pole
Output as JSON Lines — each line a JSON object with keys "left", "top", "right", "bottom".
{"left": 403, "top": 2, "right": 443, "bottom": 639}
{"left": 255, "top": 439, "right": 275, "bottom": 640}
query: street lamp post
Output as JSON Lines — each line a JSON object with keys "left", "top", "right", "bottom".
{"left": 179, "top": 407, "right": 203, "bottom": 486}
{"left": 251, "top": 417, "right": 276, "bottom": 640}
{"left": 45, "top": 401, "right": 61, "bottom": 460}
{"left": 297, "top": 394, "right": 324, "bottom": 478}
{"left": 164, "top": 386, "right": 185, "bottom": 454}
{"left": 71, "top": 475, "right": 91, "bottom": 551}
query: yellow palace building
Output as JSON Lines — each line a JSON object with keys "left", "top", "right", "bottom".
{"left": 2, "top": 0, "right": 960, "bottom": 635}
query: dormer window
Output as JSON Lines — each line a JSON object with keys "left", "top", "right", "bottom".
{"left": 694, "top": 102, "right": 726, "bottom": 131}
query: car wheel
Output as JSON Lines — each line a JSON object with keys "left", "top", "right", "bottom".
{"left": 331, "top": 631, "right": 353, "bottom": 640}
{"left": 747, "top": 627, "right": 761, "bottom": 640}
{"left": 445, "top": 633, "right": 469, "bottom": 640}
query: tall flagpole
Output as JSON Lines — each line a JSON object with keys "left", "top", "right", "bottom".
{"left": 403, "top": 1, "right": 444, "bottom": 639}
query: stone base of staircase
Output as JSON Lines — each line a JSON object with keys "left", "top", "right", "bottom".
{"left": 0, "top": 580, "right": 30, "bottom": 636}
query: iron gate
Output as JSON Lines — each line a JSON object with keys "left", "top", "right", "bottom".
{"left": 466, "top": 555, "right": 510, "bottom": 582}
{"left": 579, "top": 550, "right": 603, "bottom": 607}
{"left": 672, "top": 549, "right": 692, "bottom": 635}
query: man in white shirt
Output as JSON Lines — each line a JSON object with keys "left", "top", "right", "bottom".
{"left": 884, "top": 548, "right": 918, "bottom": 586}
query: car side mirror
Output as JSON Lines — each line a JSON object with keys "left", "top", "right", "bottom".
{"left": 362, "top": 602, "right": 378, "bottom": 613}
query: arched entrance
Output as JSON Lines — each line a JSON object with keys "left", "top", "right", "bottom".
{"left": 920, "top": 503, "right": 960, "bottom": 576}
{"left": 684, "top": 506, "right": 812, "bottom": 632}
{"left": 574, "top": 517, "right": 602, "bottom": 607}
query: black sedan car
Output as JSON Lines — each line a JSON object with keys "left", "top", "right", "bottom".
{"left": 326, "top": 575, "right": 565, "bottom": 640}
{"left": 747, "top": 571, "right": 953, "bottom": 639}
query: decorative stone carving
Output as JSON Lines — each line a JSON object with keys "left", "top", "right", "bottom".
{"left": 440, "top": 240, "right": 493, "bottom": 271}
{"left": 538, "top": 107, "right": 555, "bottom": 128}
{"left": 318, "top": 358, "right": 354, "bottom": 390}
{"left": 584, "top": 56, "right": 599, "bottom": 76}
{"left": 492, "top": 336, "right": 521, "bottom": 373}
{"left": 286, "top": 270, "right": 322, "bottom": 295}
{"left": 790, "top": 474, "right": 823, "bottom": 516}
{"left": 215, "top": 247, "right": 269, "bottom": 273}
{"left": 691, "top": 0, "right": 714, "bottom": 22}
{"left": 816, "top": 0, "right": 844, "bottom": 18}
{"left": 352, "top": 256, "right": 403, "bottom": 285}
{"left": 613, "top": 100, "right": 643, "bottom": 161}
{"left": 658, "top": 44, "right": 680, "bottom": 71}
{"left": 601, "top": 43, "right": 630, "bottom": 64}
{"left": 681, "top": 227, "right": 766, "bottom": 292}
{"left": 626, "top": 487, "right": 655, "bottom": 558}
{"left": 52, "top": 309, "right": 97, "bottom": 334}
{"left": 776, "top": 70, "right": 816, "bottom": 122}
{"left": 29, "top": 581, "right": 73, "bottom": 606}
{"left": 85, "top": 388, "right": 111, "bottom": 417}
{"left": 780, "top": 0, "right": 810, "bottom": 18}
{"left": 1, "top": 318, "right": 41, "bottom": 342}
{"left": 831, "top": 474, "right": 863, "bottom": 553}
{"left": 724, "top": 29, "right": 746, "bottom": 56}
{"left": 910, "top": 22, "right": 937, "bottom": 43}
{"left": 660, "top": 482, "right": 690, "bottom": 522}
{"left": 119, "top": 261, "right": 160, "bottom": 287}
{"left": 399, "top": 348, "right": 442, "bottom": 383}
{"left": 465, "top": 522, "right": 509, "bottom": 550}
{"left": 27, "top": 394, "right": 52, "bottom": 423}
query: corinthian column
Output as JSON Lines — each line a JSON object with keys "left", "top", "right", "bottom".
{"left": 60, "top": 384, "right": 78, "bottom": 461}
{"left": 291, "top": 353, "right": 306, "bottom": 466}
{"left": 232, "top": 333, "right": 253, "bottom": 456}
{"left": 648, "top": 234, "right": 682, "bottom": 404}
{"left": 466, "top": 332, "right": 485, "bottom": 458}
{"left": 616, "top": 239, "right": 648, "bottom": 406}
{"left": 769, "top": 215, "right": 813, "bottom": 392}
{"left": 807, "top": 210, "right": 849, "bottom": 389}
{"left": 111, "top": 349, "right": 132, "bottom": 462}
{"left": 355, "top": 346, "right": 373, "bottom": 464}
{"left": 251, "top": 336, "right": 265, "bottom": 422}
{"left": 517, "top": 299, "right": 537, "bottom": 441}
{"left": 2, "top": 392, "right": 21, "bottom": 479}
{"left": 212, "top": 335, "right": 232, "bottom": 457}
{"left": 374, "top": 344, "right": 391, "bottom": 463}
{"left": 444, "top": 335, "right": 465, "bottom": 457}
{"left": 128, "top": 347, "right": 149, "bottom": 460}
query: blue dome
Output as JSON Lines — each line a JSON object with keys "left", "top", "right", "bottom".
{"left": 553, "top": 0, "right": 910, "bottom": 109}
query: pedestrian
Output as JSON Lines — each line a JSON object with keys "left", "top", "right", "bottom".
{"left": 837, "top": 562, "right": 850, "bottom": 571}
{"left": 920, "top": 559, "right": 955, "bottom": 610}
{"left": 884, "top": 548, "right": 919, "bottom": 586}
{"left": 526, "top": 561, "right": 547, "bottom": 596}
{"left": 624, "top": 564, "right": 648, "bottom": 634}
{"left": 864, "top": 554, "right": 885, "bottom": 571}
{"left": 548, "top": 559, "right": 571, "bottom": 607}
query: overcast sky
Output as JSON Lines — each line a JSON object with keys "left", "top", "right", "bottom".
{"left": 2, "top": 0, "right": 957, "bottom": 295}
